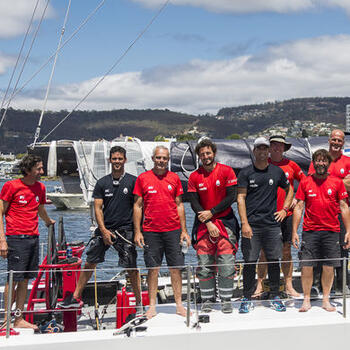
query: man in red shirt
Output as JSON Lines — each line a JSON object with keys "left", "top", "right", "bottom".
{"left": 0, "top": 155, "right": 54, "bottom": 330}
{"left": 309, "top": 129, "right": 350, "bottom": 294}
{"left": 293, "top": 149, "right": 350, "bottom": 312}
{"left": 187, "top": 139, "right": 239, "bottom": 314}
{"left": 133, "top": 146, "right": 190, "bottom": 319}
{"left": 255, "top": 135, "right": 305, "bottom": 298}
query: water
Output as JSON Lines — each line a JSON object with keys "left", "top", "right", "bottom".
{"left": 0, "top": 180, "right": 299, "bottom": 283}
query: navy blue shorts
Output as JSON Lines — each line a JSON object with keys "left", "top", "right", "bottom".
{"left": 86, "top": 229, "right": 137, "bottom": 268}
{"left": 7, "top": 236, "right": 39, "bottom": 281}
{"left": 281, "top": 215, "right": 293, "bottom": 243}
{"left": 300, "top": 231, "right": 340, "bottom": 267}
{"left": 143, "top": 229, "right": 184, "bottom": 268}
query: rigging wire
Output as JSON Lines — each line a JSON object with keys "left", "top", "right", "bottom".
{"left": 32, "top": 0, "right": 72, "bottom": 148}
{"left": 0, "top": 0, "right": 40, "bottom": 112}
{"left": 40, "top": 0, "right": 171, "bottom": 142}
{"left": 2, "top": 0, "right": 107, "bottom": 111}
{"left": 0, "top": 0, "right": 50, "bottom": 128}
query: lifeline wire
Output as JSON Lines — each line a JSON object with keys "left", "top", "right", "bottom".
{"left": 0, "top": 0, "right": 50, "bottom": 127}
{"left": 1, "top": 0, "right": 107, "bottom": 110}
{"left": 40, "top": 0, "right": 171, "bottom": 142}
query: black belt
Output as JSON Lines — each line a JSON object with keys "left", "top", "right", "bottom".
{"left": 9, "top": 235, "right": 38, "bottom": 239}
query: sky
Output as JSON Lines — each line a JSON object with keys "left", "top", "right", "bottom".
{"left": 1, "top": 0, "right": 350, "bottom": 118}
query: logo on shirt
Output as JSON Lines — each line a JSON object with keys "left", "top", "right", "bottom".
{"left": 269, "top": 179, "right": 274, "bottom": 185}
{"left": 123, "top": 188, "right": 128, "bottom": 194}
{"left": 328, "top": 189, "right": 332, "bottom": 195}
{"left": 341, "top": 168, "right": 345, "bottom": 174}
{"left": 216, "top": 180, "right": 221, "bottom": 186}
{"left": 285, "top": 172, "right": 289, "bottom": 178}
{"left": 168, "top": 185, "right": 172, "bottom": 191}
{"left": 199, "top": 183, "right": 204, "bottom": 187}
{"left": 249, "top": 179, "right": 258, "bottom": 188}
{"left": 36, "top": 196, "right": 39, "bottom": 202}
{"left": 19, "top": 195, "right": 27, "bottom": 204}
{"left": 148, "top": 186, "right": 153, "bottom": 189}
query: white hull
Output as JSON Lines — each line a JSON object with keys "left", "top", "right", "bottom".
{"left": 2, "top": 299, "right": 350, "bottom": 350}
{"left": 47, "top": 193, "right": 89, "bottom": 210}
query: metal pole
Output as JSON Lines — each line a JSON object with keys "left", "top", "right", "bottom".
{"left": 186, "top": 265, "right": 191, "bottom": 327}
{"left": 6, "top": 270, "right": 14, "bottom": 339}
{"left": 343, "top": 257, "right": 347, "bottom": 318}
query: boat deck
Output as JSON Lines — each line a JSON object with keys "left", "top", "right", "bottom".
{"left": 3, "top": 297, "right": 350, "bottom": 350}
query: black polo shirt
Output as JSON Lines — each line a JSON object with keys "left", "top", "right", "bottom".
{"left": 92, "top": 172, "right": 136, "bottom": 231}
{"left": 238, "top": 164, "right": 289, "bottom": 228}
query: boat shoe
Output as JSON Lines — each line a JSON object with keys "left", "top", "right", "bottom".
{"left": 57, "top": 293, "right": 81, "bottom": 309}
{"left": 270, "top": 296, "right": 286, "bottom": 312}
{"left": 238, "top": 298, "right": 254, "bottom": 314}
{"left": 201, "top": 300, "right": 215, "bottom": 313}
{"left": 221, "top": 300, "right": 233, "bottom": 314}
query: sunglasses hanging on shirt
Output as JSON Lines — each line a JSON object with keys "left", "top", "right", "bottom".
{"left": 112, "top": 173, "right": 124, "bottom": 186}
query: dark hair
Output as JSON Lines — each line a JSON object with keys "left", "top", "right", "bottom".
{"left": 20, "top": 154, "right": 43, "bottom": 176}
{"left": 312, "top": 149, "right": 332, "bottom": 164}
{"left": 109, "top": 146, "right": 126, "bottom": 159}
{"left": 195, "top": 139, "right": 217, "bottom": 155}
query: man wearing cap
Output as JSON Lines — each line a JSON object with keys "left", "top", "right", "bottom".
{"left": 308, "top": 129, "right": 350, "bottom": 294}
{"left": 237, "top": 137, "right": 293, "bottom": 313}
{"left": 254, "top": 135, "right": 305, "bottom": 298}
{"left": 293, "top": 149, "right": 350, "bottom": 312}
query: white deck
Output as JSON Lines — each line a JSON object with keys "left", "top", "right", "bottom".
{"left": 2, "top": 298, "right": 350, "bottom": 350}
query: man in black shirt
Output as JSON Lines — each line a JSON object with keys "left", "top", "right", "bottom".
{"left": 58, "top": 146, "right": 141, "bottom": 309}
{"left": 237, "top": 137, "right": 293, "bottom": 313}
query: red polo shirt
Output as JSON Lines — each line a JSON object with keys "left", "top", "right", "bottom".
{"left": 187, "top": 163, "right": 237, "bottom": 219}
{"left": 295, "top": 175, "right": 348, "bottom": 232}
{"left": 133, "top": 170, "right": 183, "bottom": 232}
{"left": 0, "top": 179, "right": 46, "bottom": 236}
{"left": 269, "top": 158, "right": 305, "bottom": 216}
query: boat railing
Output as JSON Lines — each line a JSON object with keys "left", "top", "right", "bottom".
{"left": 1, "top": 256, "right": 349, "bottom": 338}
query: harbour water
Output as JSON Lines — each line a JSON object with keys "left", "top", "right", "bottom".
{"left": 0, "top": 180, "right": 300, "bottom": 283}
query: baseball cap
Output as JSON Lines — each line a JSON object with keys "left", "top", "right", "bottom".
{"left": 254, "top": 137, "right": 270, "bottom": 148}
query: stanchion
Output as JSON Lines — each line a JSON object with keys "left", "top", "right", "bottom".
{"left": 343, "top": 257, "right": 347, "bottom": 318}
{"left": 6, "top": 270, "right": 13, "bottom": 339}
{"left": 186, "top": 265, "right": 191, "bottom": 327}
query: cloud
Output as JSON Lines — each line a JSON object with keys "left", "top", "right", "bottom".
{"left": 8, "top": 34, "right": 350, "bottom": 115}
{"left": 0, "top": 0, "right": 55, "bottom": 38}
{"left": 130, "top": 0, "right": 350, "bottom": 14}
{"left": 0, "top": 53, "right": 16, "bottom": 75}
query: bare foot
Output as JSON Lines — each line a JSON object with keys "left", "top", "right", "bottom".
{"left": 286, "top": 288, "right": 300, "bottom": 298}
{"left": 252, "top": 284, "right": 264, "bottom": 298}
{"left": 145, "top": 306, "right": 157, "bottom": 319}
{"left": 176, "top": 304, "right": 190, "bottom": 317}
{"left": 299, "top": 300, "right": 311, "bottom": 312}
{"left": 14, "top": 318, "right": 39, "bottom": 330}
{"left": 322, "top": 300, "right": 336, "bottom": 312}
